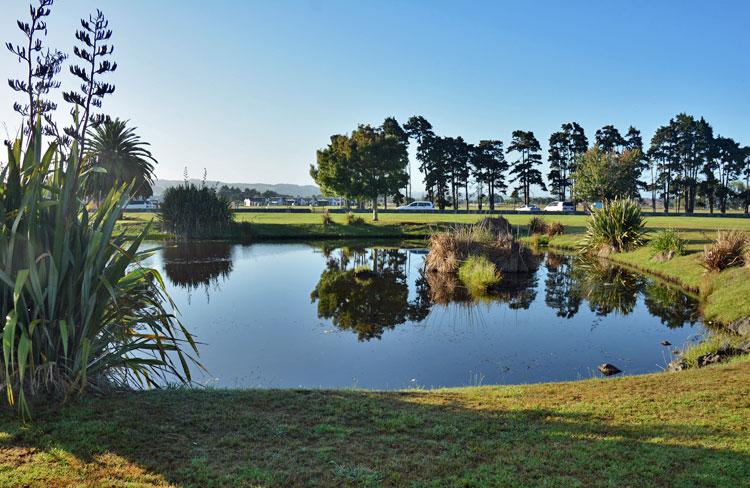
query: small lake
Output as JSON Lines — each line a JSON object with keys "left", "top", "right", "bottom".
{"left": 143, "top": 241, "right": 705, "bottom": 389}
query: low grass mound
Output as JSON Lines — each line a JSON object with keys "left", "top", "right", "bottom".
{"left": 580, "top": 199, "right": 647, "bottom": 255}
{"left": 701, "top": 230, "right": 747, "bottom": 272}
{"left": 649, "top": 228, "right": 686, "bottom": 261}
{"left": 458, "top": 256, "right": 502, "bottom": 296}
{"left": 426, "top": 217, "right": 537, "bottom": 274}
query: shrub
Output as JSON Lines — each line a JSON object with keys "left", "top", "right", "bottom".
{"left": 1, "top": 128, "right": 196, "bottom": 416}
{"left": 530, "top": 234, "right": 550, "bottom": 248}
{"left": 346, "top": 211, "right": 364, "bottom": 225}
{"left": 161, "top": 184, "right": 233, "bottom": 238}
{"left": 649, "top": 228, "right": 685, "bottom": 260}
{"left": 321, "top": 208, "right": 334, "bottom": 226}
{"left": 701, "top": 230, "right": 748, "bottom": 272}
{"left": 458, "top": 256, "right": 502, "bottom": 296}
{"left": 528, "top": 216, "right": 547, "bottom": 235}
{"left": 579, "top": 199, "right": 646, "bottom": 255}
{"left": 546, "top": 222, "right": 564, "bottom": 237}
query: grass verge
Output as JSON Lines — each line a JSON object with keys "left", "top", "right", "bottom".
{"left": 2, "top": 357, "right": 749, "bottom": 487}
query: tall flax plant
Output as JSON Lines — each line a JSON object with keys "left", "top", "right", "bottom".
{"left": 580, "top": 199, "right": 646, "bottom": 255}
{"left": 1, "top": 124, "right": 197, "bottom": 416}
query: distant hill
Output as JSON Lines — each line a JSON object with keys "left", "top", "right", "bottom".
{"left": 152, "top": 179, "right": 320, "bottom": 198}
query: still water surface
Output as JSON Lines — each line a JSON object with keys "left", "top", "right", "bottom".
{"left": 144, "top": 241, "right": 705, "bottom": 389}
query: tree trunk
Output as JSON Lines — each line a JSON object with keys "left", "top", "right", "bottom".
{"left": 372, "top": 198, "right": 379, "bottom": 221}
{"left": 477, "top": 181, "right": 483, "bottom": 211}
{"left": 465, "top": 182, "right": 469, "bottom": 211}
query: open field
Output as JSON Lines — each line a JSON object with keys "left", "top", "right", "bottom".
{"left": 120, "top": 211, "right": 750, "bottom": 240}
{"left": 2, "top": 357, "right": 749, "bottom": 487}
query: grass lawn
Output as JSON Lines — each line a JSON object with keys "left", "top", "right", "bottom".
{"left": 2, "top": 357, "right": 749, "bottom": 487}
{"left": 121, "top": 211, "right": 750, "bottom": 240}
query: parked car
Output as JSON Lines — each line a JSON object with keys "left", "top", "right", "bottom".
{"left": 517, "top": 204, "right": 541, "bottom": 212}
{"left": 396, "top": 201, "right": 435, "bottom": 211}
{"left": 585, "top": 201, "right": 604, "bottom": 213}
{"left": 544, "top": 201, "right": 575, "bottom": 213}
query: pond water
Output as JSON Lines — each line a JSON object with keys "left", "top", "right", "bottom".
{"left": 143, "top": 241, "right": 705, "bottom": 389}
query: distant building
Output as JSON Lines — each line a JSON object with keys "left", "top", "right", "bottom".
{"left": 125, "top": 198, "right": 159, "bottom": 210}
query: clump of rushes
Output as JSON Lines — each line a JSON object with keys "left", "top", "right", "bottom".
{"left": 321, "top": 208, "right": 334, "bottom": 226}
{"left": 649, "top": 228, "right": 685, "bottom": 261}
{"left": 701, "top": 230, "right": 748, "bottom": 272}
{"left": 528, "top": 216, "right": 547, "bottom": 235}
{"left": 346, "top": 211, "right": 364, "bottom": 225}
{"left": 161, "top": 184, "right": 232, "bottom": 238}
{"left": 579, "top": 199, "right": 646, "bottom": 255}
{"left": 458, "top": 256, "right": 502, "bottom": 296}
{"left": 546, "top": 222, "right": 564, "bottom": 237}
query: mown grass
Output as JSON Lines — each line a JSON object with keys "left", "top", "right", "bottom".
{"left": 121, "top": 211, "right": 750, "bottom": 240}
{"left": 2, "top": 357, "right": 749, "bottom": 487}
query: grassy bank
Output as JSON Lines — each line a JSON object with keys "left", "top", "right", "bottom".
{"left": 546, "top": 229, "right": 750, "bottom": 325}
{"left": 120, "top": 211, "right": 750, "bottom": 240}
{"left": 2, "top": 357, "right": 749, "bottom": 487}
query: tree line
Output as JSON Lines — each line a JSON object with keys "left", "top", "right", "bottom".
{"left": 310, "top": 115, "right": 750, "bottom": 218}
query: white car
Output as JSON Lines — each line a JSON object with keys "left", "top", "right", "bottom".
{"left": 517, "top": 205, "right": 541, "bottom": 212}
{"left": 396, "top": 201, "right": 436, "bottom": 211}
{"left": 544, "top": 201, "right": 575, "bottom": 213}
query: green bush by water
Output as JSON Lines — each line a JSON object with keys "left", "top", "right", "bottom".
{"left": 458, "top": 256, "right": 502, "bottom": 296}
{"left": 580, "top": 199, "right": 647, "bottom": 255}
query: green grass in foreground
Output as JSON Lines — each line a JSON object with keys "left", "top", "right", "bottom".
{"left": 2, "top": 358, "right": 749, "bottom": 487}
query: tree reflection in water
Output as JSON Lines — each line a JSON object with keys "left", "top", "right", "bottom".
{"left": 310, "top": 248, "right": 429, "bottom": 341}
{"left": 162, "top": 240, "right": 234, "bottom": 302}
{"left": 309, "top": 247, "right": 702, "bottom": 340}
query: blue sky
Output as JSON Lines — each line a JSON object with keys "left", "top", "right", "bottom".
{"left": 2, "top": 0, "right": 749, "bottom": 193}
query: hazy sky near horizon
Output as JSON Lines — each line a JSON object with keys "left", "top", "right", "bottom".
{"left": 2, "top": 0, "right": 749, "bottom": 193}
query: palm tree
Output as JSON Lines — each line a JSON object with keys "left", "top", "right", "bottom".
{"left": 86, "top": 119, "right": 157, "bottom": 201}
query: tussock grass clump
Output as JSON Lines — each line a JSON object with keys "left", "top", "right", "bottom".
{"left": 346, "top": 212, "right": 364, "bottom": 225}
{"left": 528, "top": 216, "right": 547, "bottom": 235}
{"left": 580, "top": 199, "right": 646, "bottom": 255}
{"left": 321, "top": 209, "right": 334, "bottom": 226}
{"left": 701, "top": 230, "right": 748, "bottom": 272}
{"left": 458, "top": 256, "right": 502, "bottom": 296}
{"left": 650, "top": 228, "right": 686, "bottom": 261}
{"left": 546, "top": 222, "right": 564, "bottom": 237}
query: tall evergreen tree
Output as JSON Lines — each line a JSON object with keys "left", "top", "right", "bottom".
{"left": 594, "top": 125, "right": 626, "bottom": 153}
{"left": 472, "top": 140, "right": 507, "bottom": 211}
{"left": 403, "top": 116, "right": 435, "bottom": 202}
{"left": 444, "top": 136, "right": 471, "bottom": 211}
{"left": 547, "top": 122, "right": 587, "bottom": 201}
{"left": 507, "top": 130, "right": 546, "bottom": 206}
{"left": 648, "top": 123, "right": 679, "bottom": 213}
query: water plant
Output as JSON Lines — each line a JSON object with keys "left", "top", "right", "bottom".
{"left": 701, "top": 230, "right": 747, "bottom": 272}
{"left": 0, "top": 126, "right": 197, "bottom": 416}
{"left": 649, "top": 228, "right": 686, "bottom": 260}
{"left": 161, "top": 183, "right": 233, "bottom": 238}
{"left": 458, "top": 256, "right": 502, "bottom": 296}
{"left": 579, "top": 199, "right": 646, "bottom": 255}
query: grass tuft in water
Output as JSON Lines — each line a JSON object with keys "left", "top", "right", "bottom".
{"left": 458, "top": 256, "right": 502, "bottom": 296}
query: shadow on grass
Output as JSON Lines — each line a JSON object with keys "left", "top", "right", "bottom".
{"left": 2, "top": 368, "right": 749, "bottom": 487}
